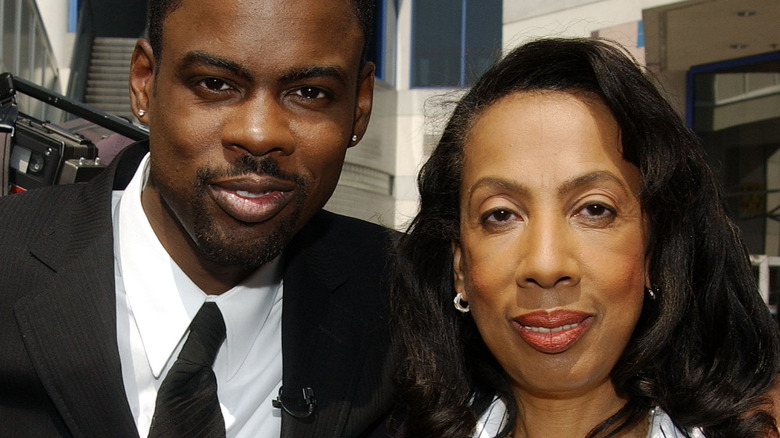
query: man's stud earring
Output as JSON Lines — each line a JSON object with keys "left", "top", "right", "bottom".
{"left": 138, "top": 109, "right": 145, "bottom": 117}
{"left": 351, "top": 134, "right": 358, "bottom": 142}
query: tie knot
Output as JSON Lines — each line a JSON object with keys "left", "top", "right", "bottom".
{"left": 179, "top": 302, "right": 226, "bottom": 367}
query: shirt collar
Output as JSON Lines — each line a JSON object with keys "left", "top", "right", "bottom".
{"left": 116, "top": 153, "right": 283, "bottom": 379}
{"left": 208, "top": 261, "right": 282, "bottom": 380}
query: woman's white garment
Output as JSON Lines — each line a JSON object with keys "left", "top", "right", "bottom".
{"left": 473, "top": 399, "right": 704, "bottom": 438}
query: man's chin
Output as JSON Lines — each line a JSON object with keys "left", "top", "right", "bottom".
{"left": 194, "top": 220, "right": 297, "bottom": 268}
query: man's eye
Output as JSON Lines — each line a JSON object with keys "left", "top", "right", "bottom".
{"left": 295, "top": 87, "right": 327, "bottom": 99}
{"left": 199, "top": 78, "right": 231, "bottom": 91}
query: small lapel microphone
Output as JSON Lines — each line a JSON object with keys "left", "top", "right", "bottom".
{"left": 272, "top": 386, "right": 317, "bottom": 419}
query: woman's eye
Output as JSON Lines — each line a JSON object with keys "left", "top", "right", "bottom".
{"left": 575, "top": 203, "right": 616, "bottom": 224}
{"left": 482, "top": 209, "right": 517, "bottom": 224}
{"left": 295, "top": 86, "right": 328, "bottom": 100}
{"left": 583, "top": 204, "right": 610, "bottom": 216}
{"left": 198, "top": 78, "right": 231, "bottom": 92}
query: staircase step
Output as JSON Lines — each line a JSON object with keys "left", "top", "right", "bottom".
{"left": 93, "top": 37, "right": 138, "bottom": 47}
{"left": 86, "top": 78, "right": 130, "bottom": 88}
{"left": 91, "top": 50, "right": 134, "bottom": 61}
{"left": 90, "top": 58, "right": 131, "bottom": 68}
{"left": 87, "top": 72, "right": 129, "bottom": 82}
{"left": 83, "top": 37, "right": 137, "bottom": 120}
{"left": 92, "top": 47, "right": 134, "bottom": 58}
{"left": 85, "top": 86, "right": 129, "bottom": 96}
{"left": 85, "top": 94, "right": 130, "bottom": 104}
{"left": 89, "top": 65, "right": 130, "bottom": 75}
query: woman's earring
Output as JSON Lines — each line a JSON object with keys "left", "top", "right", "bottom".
{"left": 645, "top": 286, "right": 659, "bottom": 301}
{"left": 453, "top": 293, "right": 470, "bottom": 313}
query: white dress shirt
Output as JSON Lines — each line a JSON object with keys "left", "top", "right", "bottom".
{"left": 112, "top": 154, "right": 283, "bottom": 438}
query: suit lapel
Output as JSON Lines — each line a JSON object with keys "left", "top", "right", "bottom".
{"left": 280, "top": 213, "right": 373, "bottom": 438}
{"left": 14, "top": 150, "right": 140, "bottom": 438}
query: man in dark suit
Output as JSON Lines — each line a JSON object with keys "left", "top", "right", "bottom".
{"left": 0, "top": 0, "right": 395, "bottom": 437}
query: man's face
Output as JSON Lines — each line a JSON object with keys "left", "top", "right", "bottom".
{"left": 129, "top": 0, "right": 373, "bottom": 274}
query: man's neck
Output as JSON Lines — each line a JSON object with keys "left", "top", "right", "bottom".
{"left": 140, "top": 184, "right": 258, "bottom": 295}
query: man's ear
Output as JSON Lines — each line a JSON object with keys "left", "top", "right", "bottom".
{"left": 129, "top": 39, "right": 156, "bottom": 125}
{"left": 349, "top": 61, "right": 375, "bottom": 147}
{"left": 452, "top": 241, "right": 468, "bottom": 301}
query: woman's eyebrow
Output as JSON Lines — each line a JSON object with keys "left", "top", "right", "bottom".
{"left": 557, "top": 171, "right": 628, "bottom": 197}
{"left": 469, "top": 177, "right": 529, "bottom": 197}
{"left": 469, "top": 172, "right": 625, "bottom": 197}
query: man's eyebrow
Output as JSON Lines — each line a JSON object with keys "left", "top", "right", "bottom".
{"left": 180, "top": 51, "right": 253, "bottom": 82}
{"left": 279, "top": 66, "right": 349, "bottom": 86}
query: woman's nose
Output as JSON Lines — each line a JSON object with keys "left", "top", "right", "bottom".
{"left": 515, "top": 219, "right": 580, "bottom": 290}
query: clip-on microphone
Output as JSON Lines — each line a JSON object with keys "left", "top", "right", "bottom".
{"left": 272, "top": 386, "right": 316, "bottom": 419}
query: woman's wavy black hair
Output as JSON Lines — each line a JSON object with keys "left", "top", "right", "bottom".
{"left": 393, "top": 37, "right": 780, "bottom": 438}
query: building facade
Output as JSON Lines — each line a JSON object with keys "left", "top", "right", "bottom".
{"left": 3, "top": 0, "right": 779, "bottom": 277}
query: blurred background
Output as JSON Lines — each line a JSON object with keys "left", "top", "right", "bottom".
{"left": 3, "top": 0, "right": 779, "bottom": 305}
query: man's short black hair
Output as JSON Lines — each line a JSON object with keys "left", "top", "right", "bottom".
{"left": 146, "top": 0, "right": 374, "bottom": 65}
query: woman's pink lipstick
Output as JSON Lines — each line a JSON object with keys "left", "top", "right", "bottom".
{"left": 512, "top": 310, "right": 593, "bottom": 354}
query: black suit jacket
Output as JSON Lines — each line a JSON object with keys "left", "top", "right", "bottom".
{"left": 0, "top": 142, "right": 396, "bottom": 438}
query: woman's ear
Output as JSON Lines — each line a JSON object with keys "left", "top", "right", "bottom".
{"left": 644, "top": 254, "right": 652, "bottom": 289}
{"left": 452, "top": 241, "right": 468, "bottom": 300}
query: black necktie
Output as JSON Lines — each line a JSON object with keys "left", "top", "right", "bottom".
{"left": 148, "top": 302, "right": 227, "bottom": 438}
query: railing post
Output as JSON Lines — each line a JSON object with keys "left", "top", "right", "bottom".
{"left": 751, "top": 254, "right": 770, "bottom": 304}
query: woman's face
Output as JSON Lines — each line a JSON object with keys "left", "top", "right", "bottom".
{"left": 453, "top": 91, "right": 648, "bottom": 403}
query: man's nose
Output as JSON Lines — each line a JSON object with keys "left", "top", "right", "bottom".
{"left": 222, "top": 94, "right": 295, "bottom": 157}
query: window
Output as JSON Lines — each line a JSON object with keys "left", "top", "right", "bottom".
{"left": 68, "top": 0, "right": 80, "bottom": 33}
{"left": 411, "top": 0, "right": 501, "bottom": 88}
{"left": 688, "top": 52, "right": 780, "bottom": 255}
{"left": 366, "top": 0, "right": 397, "bottom": 84}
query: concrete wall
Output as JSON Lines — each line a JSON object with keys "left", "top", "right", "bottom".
{"left": 503, "top": 0, "right": 681, "bottom": 47}
{"left": 36, "top": 0, "right": 74, "bottom": 91}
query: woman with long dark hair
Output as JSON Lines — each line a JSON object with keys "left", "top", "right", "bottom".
{"left": 393, "top": 38, "right": 780, "bottom": 437}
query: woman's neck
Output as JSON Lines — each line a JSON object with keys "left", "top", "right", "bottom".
{"left": 510, "top": 384, "right": 648, "bottom": 438}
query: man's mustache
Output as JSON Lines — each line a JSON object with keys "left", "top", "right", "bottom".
{"left": 196, "top": 154, "right": 307, "bottom": 187}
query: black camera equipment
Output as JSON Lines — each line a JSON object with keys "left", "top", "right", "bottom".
{"left": 0, "top": 72, "right": 148, "bottom": 195}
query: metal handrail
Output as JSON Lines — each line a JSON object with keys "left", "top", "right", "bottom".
{"left": 1, "top": 72, "right": 148, "bottom": 141}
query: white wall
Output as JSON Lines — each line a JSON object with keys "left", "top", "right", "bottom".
{"left": 501, "top": 0, "right": 691, "bottom": 113}
{"left": 36, "top": 0, "right": 74, "bottom": 90}
{"left": 503, "top": 0, "right": 682, "bottom": 48}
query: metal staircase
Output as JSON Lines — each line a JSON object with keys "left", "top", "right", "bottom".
{"left": 84, "top": 37, "right": 137, "bottom": 123}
